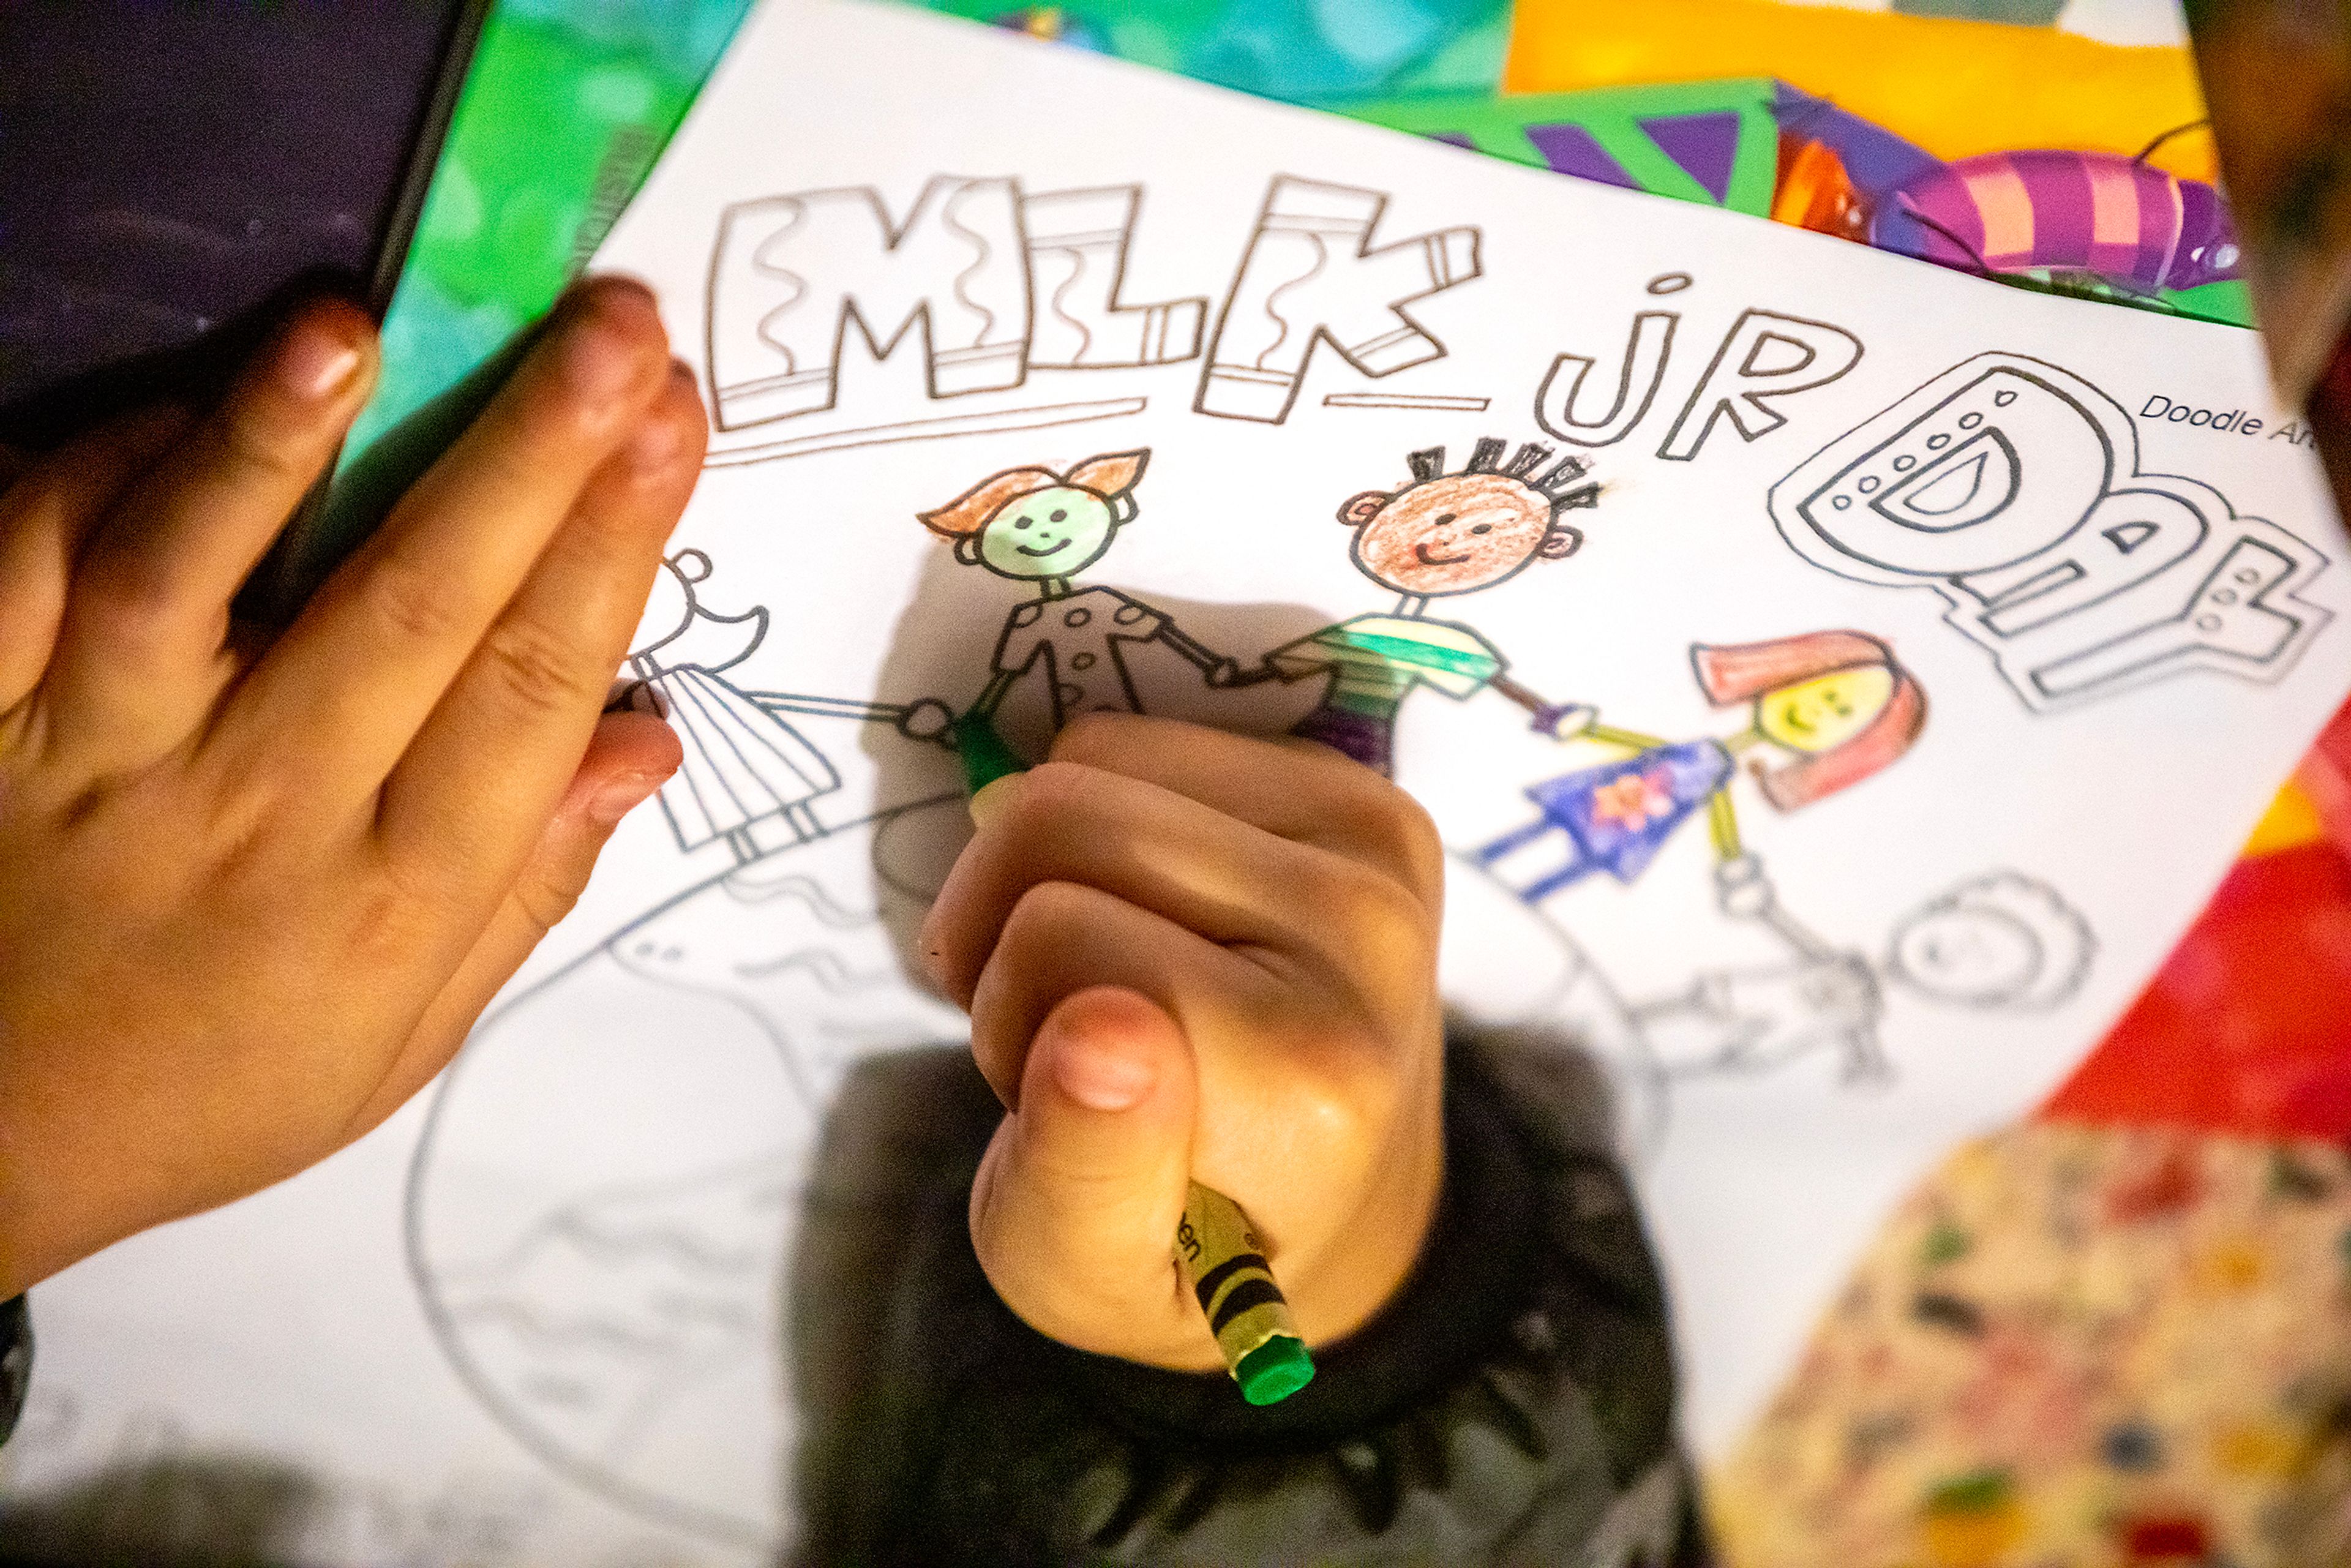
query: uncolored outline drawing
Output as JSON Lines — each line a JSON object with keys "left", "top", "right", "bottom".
{"left": 1196, "top": 176, "right": 1482, "bottom": 423}
{"left": 1635, "top": 863, "right": 2095, "bottom": 1086}
{"left": 1022, "top": 185, "right": 1207, "bottom": 369}
{"left": 708, "top": 177, "right": 1035, "bottom": 430}
{"left": 1324, "top": 391, "right": 1492, "bottom": 411}
{"left": 706, "top": 178, "right": 1207, "bottom": 443}
{"left": 621, "top": 552, "right": 952, "bottom": 866}
{"left": 1769, "top": 351, "right": 2332, "bottom": 710}
{"left": 1445, "top": 849, "right": 2094, "bottom": 1150}
{"left": 1654, "top": 308, "right": 1865, "bottom": 461}
{"left": 1532, "top": 277, "right": 1869, "bottom": 462}
{"left": 406, "top": 795, "right": 964, "bottom": 1551}
{"left": 1472, "top": 631, "right": 1927, "bottom": 903}
{"left": 1535, "top": 309, "right": 1680, "bottom": 448}
{"left": 703, "top": 395, "right": 1147, "bottom": 467}
{"left": 1533, "top": 277, "right": 1700, "bottom": 450}
{"left": 705, "top": 173, "right": 1482, "bottom": 440}
{"left": 410, "top": 1120, "right": 797, "bottom": 1547}
{"left": 1248, "top": 438, "right": 1599, "bottom": 775}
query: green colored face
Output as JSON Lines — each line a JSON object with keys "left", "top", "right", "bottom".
{"left": 977, "top": 486, "right": 1120, "bottom": 579}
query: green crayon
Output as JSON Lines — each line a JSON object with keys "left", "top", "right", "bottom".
{"left": 953, "top": 711, "right": 1030, "bottom": 795}
{"left": 956, "top": 721, "right": 1313, "bottom": 1405}
{"left": 1175, "top": 1183, "right": 1315, "bottom": 1405}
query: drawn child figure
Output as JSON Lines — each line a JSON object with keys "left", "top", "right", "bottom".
{"left": 1635, "top": 861, "right": 2094, "bottom": 1085}
{"left": 624, "top": 550, "right": 951, "bottom": 864}
{"left": 918, "top": 449, "right": 1243, "bottom": 741}
{"left": 623, "top": 550, "right": 840, "bottom": 862}
{"left": 1475, "top": 631, "right": 1927, "bottom": 904}
{"left": 1259, "top": 438, "right": 1599, "bottom": 775}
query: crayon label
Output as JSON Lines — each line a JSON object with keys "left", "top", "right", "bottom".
{"left": 1175, "top": 1183, "right": 1302, "bottom": 1374}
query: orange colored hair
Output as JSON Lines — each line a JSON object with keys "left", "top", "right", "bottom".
{"left": 1690, "top": 629, "right": 1926, "bottom": 811}
{"left": 918, "top": 451, "right": 1149, "bottom": 538}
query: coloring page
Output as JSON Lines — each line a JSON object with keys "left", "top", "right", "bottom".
{"left": 8, "top": 2, "right": 2344, "bottom": 1561}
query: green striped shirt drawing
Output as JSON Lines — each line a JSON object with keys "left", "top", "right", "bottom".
{"left": 1271, "top": 613, "right": 1505, "bottom": 718}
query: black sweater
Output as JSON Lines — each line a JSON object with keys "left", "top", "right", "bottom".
{"left": 790, "top": 1026, "right": 1712, "bottom": 1566}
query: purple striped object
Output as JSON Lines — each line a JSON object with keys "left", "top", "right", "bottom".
{"left": 1877, "top": 149, "right": 2242, "bottom": 295}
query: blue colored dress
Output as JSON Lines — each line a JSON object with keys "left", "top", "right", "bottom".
{"left": 1476, "top": 741, "right": 1736, "bottom": 901}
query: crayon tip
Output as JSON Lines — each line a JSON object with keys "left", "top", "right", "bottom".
{"left": 953, "top": 712, "right": 1029, "bottom": 794}
{"left": 1235, "top": 1335, "right": 1314, "bottom": 1405}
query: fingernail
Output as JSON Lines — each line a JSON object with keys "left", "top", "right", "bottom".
{"left": 587, "top": 769, "right": 668, "bottom": 827}
{"left": 276, "top": 320, "right": 363, "bottom": 401}
{"left": 1051, "top": 1030, "right": 1155, "bottom": 1112}
{"left": 557, "top": 280, "right": 659, "bottom": 404}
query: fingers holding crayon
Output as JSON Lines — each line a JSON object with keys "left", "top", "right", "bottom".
{"left": 928, "top": 715, "right": 1447, "bottom": 1371}
{"left": 923, "top": 757, "right": 1437, "bottom": 1028}
{"left": 969, "top": 984, "right": 1206, "bottom": 1366}
{"left": 1046, "top": 711, "right": 1449, "bottom": 907}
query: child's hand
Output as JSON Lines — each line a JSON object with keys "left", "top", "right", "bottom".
{"left": 0, "top": 279, "right": 707, "bottom": 1297}
{"left": 921, "top": 715, "right": 1447, "bottom": 1369}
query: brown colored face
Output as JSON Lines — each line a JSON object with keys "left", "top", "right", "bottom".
{"left": 1351, "top": 473, "right": 1561, "bottom": 596}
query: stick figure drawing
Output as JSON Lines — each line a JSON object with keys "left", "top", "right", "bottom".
{"left": 623, "top": 550, "right": 950, "bottom": 865}
{"left": 1635, "top": 862, "right": 2094, "bottom": 1086}
{"left": 1475, "top": 631, "right": 1928, "bottom": 903}
{"left": 1255, "top": 438, "right": 1599, "bottom": 776}
{"left": 918, "top": 449, "right": 1246, "bottom": 748}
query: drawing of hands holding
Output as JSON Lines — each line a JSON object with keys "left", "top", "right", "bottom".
{"left": 894, "top": 696, "right": 958, "bottom": 745}
{"left": 0, "top": 279, "right": 707, "bottom": 1298}
{"left": 1200, "top": 656, "right": 1267, "bottom": 688}
{"left": 1529, "top": 699, "right": 1598, "bottom": 740}
{"left": 920, "top": 714, "right": 1446, "bottom": 1368}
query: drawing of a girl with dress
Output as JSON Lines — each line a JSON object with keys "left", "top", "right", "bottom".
{"left": 623, "top": 550, "right": 838, "bottom": 862}
{"left": 1474, "top": 630, "right": 1927, "bottom": 904}
{"left": 623, "top": 550, "right": 950, "bottom": 865}
{"left": 918, "top": 449, "right": 1246, "bottom": 745}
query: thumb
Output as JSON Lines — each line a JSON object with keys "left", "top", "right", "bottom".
{"left": 970, "top": 985, "right": 1205, "bottom": 1364}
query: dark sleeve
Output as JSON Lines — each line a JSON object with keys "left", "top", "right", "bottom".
{"left": 1, "top": 1296, "right": 28, "bottom": 1447}
{"left": 793, "top": 1030, "right": 1712, "bottom": 1567}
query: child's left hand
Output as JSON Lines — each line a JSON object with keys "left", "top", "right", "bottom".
{"left": 0, "top": 281, "right": 704, "bottom": 1297}
{"left": 920, "top": 713, "right": 1448, "bottom": 1369}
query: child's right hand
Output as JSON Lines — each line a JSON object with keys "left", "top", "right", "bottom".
{"left": 921, "top": 715, "right": 1449, "bottom": 1370}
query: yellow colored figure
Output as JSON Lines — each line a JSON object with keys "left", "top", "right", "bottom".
{"left": 1475, "top": 632, "right": 1926, "bottom": 904}
{"left": 1755, "top": 665, "right": 1897, "bottom": 754}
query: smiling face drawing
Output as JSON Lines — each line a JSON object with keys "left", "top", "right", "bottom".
{"left": 1883, "top": 871, "right": 2094, "bottom": 1010}
{"left": 1755, "top": 665, "right": 1895, "bottom": 754}
{"left": 920, "top": 450, "right": 1149, "bottom": 587}
{"left": 1346, "top": 471, "right": 1580, "bottom": 598}
{"left": 1892, "top": 906, "right": 2042, "bottom": 1003}
{"left": 975, "top": 484, "right": 1120, "bottom": 580}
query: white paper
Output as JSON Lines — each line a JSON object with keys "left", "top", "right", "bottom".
{"left": 9, "top": 2, "right": 2344, "bottom": 1560}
